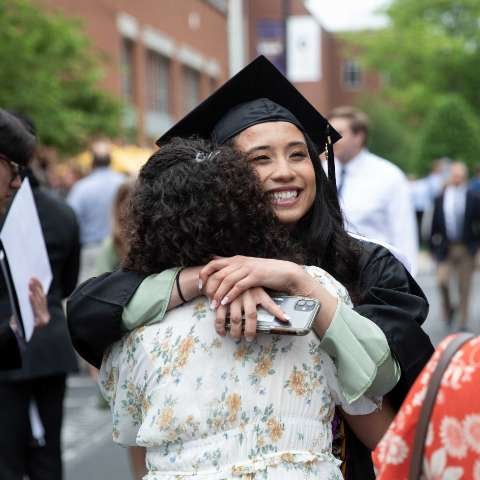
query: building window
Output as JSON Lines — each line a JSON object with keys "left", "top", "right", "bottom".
{"left": 343, "top": 59, "right": 363, "bottom": 90}
{"left": 183, "top": 67, "right": 201, "bottom": 114}
{"left": 120, "top": 38, "right": 135, "bottom": 103}
{"left": 146, "top": 50, "right": 170, "bottom": 114}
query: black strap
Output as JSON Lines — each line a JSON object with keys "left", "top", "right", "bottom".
{"left": 409, "top": 333, "right": 475, "bottom": 480}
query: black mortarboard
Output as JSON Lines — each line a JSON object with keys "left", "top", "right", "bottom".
{"left": 0, "top": 109, "right": 36, "bottom": 165}
{"left": 156, "top": 55, "right": 340, "bottom": 185}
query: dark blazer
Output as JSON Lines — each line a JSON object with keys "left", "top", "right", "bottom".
{"left": 0, "top": 323, "right": 21, "bottom": 370}
{"left": 0, "top": 180, "right": 80, "bottom": 380}
{"left": 429, "top": 189, "right": 480, "bottom": 261}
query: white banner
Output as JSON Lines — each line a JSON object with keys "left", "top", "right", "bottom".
{"left": 287, "top": 16, "right": 321, "bottom": 82}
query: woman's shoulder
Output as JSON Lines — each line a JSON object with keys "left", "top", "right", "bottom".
{"left": 353, "top": 237, "right": 409, "bottom": 279}
{"left": 303, "top": 265, "right": 352, "bottom": 306}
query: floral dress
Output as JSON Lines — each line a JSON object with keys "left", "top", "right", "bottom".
{"left": 100, "top": 266, "right": 377, "bottom": 479}
{"left": 373, "top": 334, "right": 480, "bottom": 479}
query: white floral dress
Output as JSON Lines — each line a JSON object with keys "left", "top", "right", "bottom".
{"left": 99, "top": 266, "right": 377, "bottom": 479}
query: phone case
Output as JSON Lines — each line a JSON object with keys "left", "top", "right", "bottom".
{"left": 226, "top": 296, "right": 321, "bottom": 336}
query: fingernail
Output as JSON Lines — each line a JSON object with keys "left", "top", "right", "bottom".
{"left": 245, "top": 336, "right": 254, "bottom": 343}
{"left": 220, "top": 297, "right": 229, "bottom": 306}
{"left": 284, "top": 314, "right": 291, "bottom": 321}
{"left": 198, "top": 280, "right": 203, "bottom": 290}
{"left": 210, "top": 300, "right": 218, "bottom": 310}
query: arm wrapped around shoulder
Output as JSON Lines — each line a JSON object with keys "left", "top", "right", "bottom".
{"left": 67, "top": 269, "right": 146, "bottom": 368}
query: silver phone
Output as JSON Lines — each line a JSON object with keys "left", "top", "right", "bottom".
{"left": 226, "top": 295, "right": 321, "bottom": 336}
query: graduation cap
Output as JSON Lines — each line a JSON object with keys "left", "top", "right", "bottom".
{"left": 156, "top": 55, "right": 340, "bottom": 186}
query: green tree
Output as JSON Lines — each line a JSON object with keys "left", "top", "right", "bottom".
{"left": 415, "top": 95, "right": 480, "bottom": 174}
{"left": 352, "top": 0, "right": 480, "bottom": 172}
{"left": 359, "top": 0, "right": 480, "bottom": 117}
{"left": 359, "top": 95, "right": 413, "bottom": 172}
{"left": 0, "top": 0, "right": 121, "bottom": 153}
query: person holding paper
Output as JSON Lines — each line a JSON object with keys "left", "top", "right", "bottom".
{"left": 0, "top": 111, "right": 78, "bottom": 480}
{"left": 0, "top": 109, "right": 50, "bottom": 371}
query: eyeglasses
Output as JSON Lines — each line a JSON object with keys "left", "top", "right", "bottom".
{"left": 0, "top": 155, "right": 26, "bottom": 185}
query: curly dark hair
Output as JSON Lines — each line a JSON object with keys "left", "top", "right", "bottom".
{"left": 123, "top": 138, "right": 304, "bottom": 274}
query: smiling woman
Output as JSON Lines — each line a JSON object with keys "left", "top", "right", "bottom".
{"left": 68, "top": 56, "right": 433, "bottom": 480}
{"left": 234, "top": 122, "right": 316, "bottom": 225}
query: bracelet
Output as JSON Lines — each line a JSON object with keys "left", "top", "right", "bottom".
{"left": 176, "top": 268, "right": 187, "bottom": 304}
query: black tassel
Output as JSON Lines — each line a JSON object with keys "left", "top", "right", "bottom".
{"left": 325, "top": 125, "right": 336, "bottom": 188}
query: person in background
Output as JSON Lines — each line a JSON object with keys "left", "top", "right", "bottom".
{"left": 93, "top": 179, "right": 147, "bottom": 480}
{"left": 0, "top": 112, "right": 80, "bottom": 480}
{"left": 328, "top": 106, "right": 419, "bottom": 275}
{"left": 0, "top": 109, "right": 49, "bottom": 371}
{"left": 470, "top": 164, "right": 480, "bottom": 193}
{"left": 67, "top": 140, "right": 124, "bottom": 282}
{"left": 373, "top": 334, "right": 480, "bottom": 479}
{"left": 428, "top": 161, "right": 480, "bottom": 330}
{"left": 95, "top": 180, "right": 134, "bottom": 275}
{"left": 409, "top": 174, "right": 431, "bottom": 246}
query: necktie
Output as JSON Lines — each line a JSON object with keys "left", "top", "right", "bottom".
{"left": 337, "top": 166, "right": 347, "bottom": 196}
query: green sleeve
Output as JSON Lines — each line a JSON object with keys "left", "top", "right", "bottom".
{"left": 319, "top": 300, "right": 401, "bottom": 403}
{"left": 95, "top": 237, "right": 120, "bottom": 275}
{"left": 121, "top": 268, "right": 179, "bottom": 330}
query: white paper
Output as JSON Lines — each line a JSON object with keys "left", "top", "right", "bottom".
{"left": 0, "top": 179, "right": 52, "bottom": 340}
{"left": 287, "top": 16, "right": 322, "bottom": 82}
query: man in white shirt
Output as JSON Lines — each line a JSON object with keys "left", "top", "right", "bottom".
{"left": 67, "top": 141, "right": 125, "bottom": 282}
{"left": 328, "top": 106, "right": 419, "bottom": 275}
{"left": 429, "top": 162, "right": 480, "bottom": 329}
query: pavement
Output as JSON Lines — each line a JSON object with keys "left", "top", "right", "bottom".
{"left": 63, "top": 256, "right": 480, "bottom": 479}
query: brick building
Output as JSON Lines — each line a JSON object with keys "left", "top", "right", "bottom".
{"left": 245, "top": 0, "right": 382, "bottom": 115}
{"left": 36, "top": 0, "right": 380, "bottom": 144}
{"left": 38, "top": 0, "right": 229, "bottom": 144}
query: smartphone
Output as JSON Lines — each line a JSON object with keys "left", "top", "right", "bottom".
{"left": 226, "top": 295, "right": 321, "bottom": 336}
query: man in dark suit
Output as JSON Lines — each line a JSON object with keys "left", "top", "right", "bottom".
{"left": 429, "top": 161, "right": 480, "bottom": 329}
{"left": 0, "top": 114, "right": 80, "bottom": 480}
{"left": 0, "top": 109, "right": 50, "bottom": 370}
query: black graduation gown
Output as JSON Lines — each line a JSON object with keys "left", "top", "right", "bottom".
{"left": 67, "top": 240, "right": 433, "bottom": 479}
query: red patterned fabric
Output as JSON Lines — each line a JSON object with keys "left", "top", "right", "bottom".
{"left": 373, "top": 334, "right": 480, "bottom": 479}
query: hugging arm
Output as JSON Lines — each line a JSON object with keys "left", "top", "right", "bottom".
{"left": 353, "top": 244, "right": 434, "bottom": 408}
{"left": 67, "top": 266, "right": 286, "bottom": 368}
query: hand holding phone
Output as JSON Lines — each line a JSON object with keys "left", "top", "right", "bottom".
{"left": 226, "top": 296, "right": 321, "bottom": 336}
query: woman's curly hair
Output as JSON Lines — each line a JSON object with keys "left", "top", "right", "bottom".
{"left": 123, "top": 138, "right": 303, "bottom": 274}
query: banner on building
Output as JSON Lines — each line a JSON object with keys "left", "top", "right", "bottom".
{"left": 256, "top": 20, "right": 285, "bottom": 74}
{"left": 287, "top": 16, "right": 321, "bottom": 82}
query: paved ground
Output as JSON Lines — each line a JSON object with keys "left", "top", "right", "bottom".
{"left": 63, "top": 260, "right": 480, "bottom": 480}
{"left": 63, "top": 375, "right": 131, "bottom": 480}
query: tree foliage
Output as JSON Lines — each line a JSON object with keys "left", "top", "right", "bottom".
{"left": 0, "top": 0, "right": 121, "bottom": 153}
{"left": 359, "top": 95, "right": 413, "bottom": 172}
{"left": 353, "top": 0, "right": 480, "bottom": 172}
{"left": 415, "top": 95, "right": 480, "bottom": 174}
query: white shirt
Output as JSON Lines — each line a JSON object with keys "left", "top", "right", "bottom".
{"left": 443, "top": 185, "right": 466, "bottom": 241}
{"left": 325, "top": 149, "right": 419, "bottom": 275}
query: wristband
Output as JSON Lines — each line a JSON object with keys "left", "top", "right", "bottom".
{"left": 176, "top": 268, "right": 187, "bottom": 304}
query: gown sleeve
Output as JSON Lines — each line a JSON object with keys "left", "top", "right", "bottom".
{"left": 354, "top": 242, "right": 434, "bottom": 408}
{"left": 67, "top": 269, "right": 147, "bottom": 368}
